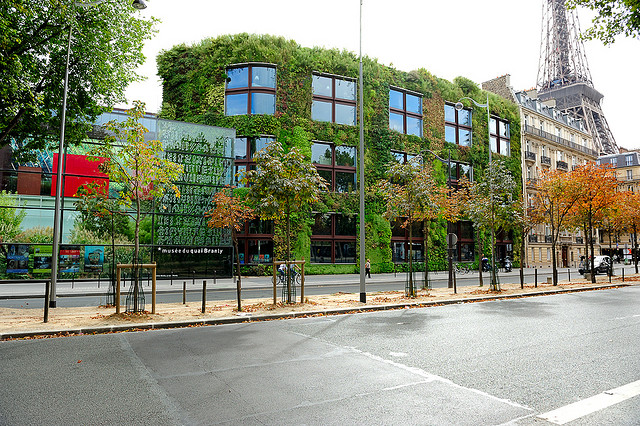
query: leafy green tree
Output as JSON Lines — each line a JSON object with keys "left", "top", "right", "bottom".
{"left": 87, "top": 101, "right": 183, "bottom": 312}
{"left": 464, "top": 159, "right": 519, "bottom": 290}
{"left": 378, "top": 159, "right": 451, "bottom": 296}
{"left": 205, "top": 186, "right": 254, "bottom": 311}
{"left": 0, "top": 0, "right": 157, "bottom": 150}
{"left": 567, "top": 0, "right": 640, "bottom": 44}
{"left": 0, "top": 190, "right": 27, "bottom": 243}
{"left": 244, "top": 142, "right": 327, "bottom": 303}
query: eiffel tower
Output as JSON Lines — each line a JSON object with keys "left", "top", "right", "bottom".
{"left": 537, "top": 0, "right": 618, "bottom": 154}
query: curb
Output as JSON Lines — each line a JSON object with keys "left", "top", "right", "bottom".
{"left": 0, "top": 283, "right": 632, "bottom": 341}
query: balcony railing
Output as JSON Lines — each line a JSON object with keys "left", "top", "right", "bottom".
{"left": 523, "top": 124, "right": 599, "bottom": 157}
{"left": 557, "top": 160, "right": 568, "bottom": 170}
{"left": 545, "top": 235, "right": 553, "bottom": 243}
{"left": 541, "top": 156, "right": 552, "bottom": 166}
{"left": 524, "top": 151, "right": 536, "bottom": 162}
{"left": 528, "top": 234, "right": 538, "bottom": 243}
{"left": 576, "top": 237, "right": 584, "bottom": 244}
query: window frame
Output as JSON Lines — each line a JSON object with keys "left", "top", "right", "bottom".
{"left": 233, "top": 135, "right": 276, "bottom": 187}
{"left": 444, "top": 102, "right": 472, "bottom": 147}
{"left": 225, "top": 63, "right": 277, "bottom": 116}
{"left": 311, "top": 72, "right": 357, "bottom": 126}
{"left": 311, "top": 141, "right": 357, "bottom": 193}
{"left": 389, "top": 86, "right": 423, "bottom": 137}
{"left": 489, "top": 116, "right": 511, "bottom": 157}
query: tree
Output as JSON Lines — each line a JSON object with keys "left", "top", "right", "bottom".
{"left": 609, "top": 190, "right": 640, "bottom": 273}
{"left": 464, "top": 159, "right": 519, "bottom": 290}
{"left": 510, "top": 197, "right": 536, "bottom": 289}
{"left": 568, "top": 163, "right": 618, "bottom": 283}
{"left": 0, "top": 0, "right": 157, "bottom": 150}
{"left": 244, "top": 142, "right": 326, "bottom": 303}
{"left": 378, "top": 159, "right": 451, "bottom": 296}
{"left": 0, "top": 191, "right": 27, "bottom": 243}
{"left": 87, "top": 101, "right": 183, "bottom": 312}
{"left": 205, "top": 186, "right": 254, "bottom": 312}
{"left": 567, "top": 0, "right": 640, "bottom": 45}
{"left": 531, "top": 168, "right": 582, "bottom": 286}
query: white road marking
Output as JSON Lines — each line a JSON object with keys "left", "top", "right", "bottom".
{"left": 538, "top": 379, "right": 640, "bottom": 424}
{"left": 389, "top": 351, "right": 408, "bottom": 357}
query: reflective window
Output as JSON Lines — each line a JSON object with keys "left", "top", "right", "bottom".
{"left": 490, "top": 116, "right": 511, "bottom": 157}
{"left": 312, "top": 73, "right": 357, "bottom": 126}
{"left": 389, "top": 87, "right": 423, "bottom": 137}
{"left": 311, "top": 241, "right": 332, "bottom": 263}
{"left": 312, "top": 141, "right": 357, "bottom": 193}
{"left": 234, "top": 135, "right": 275, "bottom": 188}
{"left": 335, "top": 215, "right": 356, "bottom": 236}
{"left": 311, "top": 214, "right": 331, "bottom": 235}
{"left": 234, "top": 137, "right": 247, "bottom": 160}
{"left": 335, "top": 171, "right": 355, "bottom": 193}
{"left": 335, "top": 241, "right": 356, "bottom": 263}
{"left": 311, "top": 143, "right": 332, "bottom": 165}
{"left": 335, "top": 146, "right": 356, "bottom": 167}
{"left": 250, "top": 137, "right": 274, "bottom": 158}
{"left": 225, "top": 64, "right": 276, "bottom": 116}
{"left": 444, "top": 103, "right": 472, "bottom": 146}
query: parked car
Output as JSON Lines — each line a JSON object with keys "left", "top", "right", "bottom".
{"left": 578, "top": 255, "right": 611, "bottom": 275}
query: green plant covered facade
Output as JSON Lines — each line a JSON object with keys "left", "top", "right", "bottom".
{"left": 157, "top": 33, "right": 522, "bottom": 274}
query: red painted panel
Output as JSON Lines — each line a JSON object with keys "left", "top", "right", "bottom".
{"left": 51, "top": 154, "right": 109, "bottom": 197}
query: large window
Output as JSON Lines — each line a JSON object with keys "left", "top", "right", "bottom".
{"left": 448, "top": 221, "right": 475, "bottom": 262}
{"left": 225, "top": 63, "right": 276, "bottom": 116}
{"left": 489, "top": 117, "right": 511, "bottom": 156}
{"left": 233, "top": 136, "right": 276, "bottom": 187}
{"left": 444, "top": 103, "right": 472, "bottom": 146}
{"left": 389, "top": 87, "right": 423, "bottom": 137}
{"left": 311, "top": 213, "right": 356, "bottom": 263}
{"left": 448, "top": 161, "right": 473, "bottom": 184}
{"left": 311, "top": 142, "right": 356, "bottom": 193}
{"left": 312, "top": 73, "right": 356, "bottom": 126}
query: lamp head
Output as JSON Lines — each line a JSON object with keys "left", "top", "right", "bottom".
{"left": 454, "top": 102, "right": 464, "bottom": 111}
{"left": 132, "top": 0, "right": 146, "bottom": 9}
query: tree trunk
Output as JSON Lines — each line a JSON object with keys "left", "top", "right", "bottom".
{"left": 233, "top": 233, "right": 242, "bottom": 312}
{"left": 634, "top": 225, "right": 639, "bottom": 274}
{"left": 133, "top": 197, "right": 141, "bottom": 312}
{"left": 423, "top": 221, "right": 429, "bottom": 290}
{"left": 589, "top": 211, "right": 596, "bottom": 284}
{"left": 477, "top": 235, "right": 484, "bottom": 287}
{"left": 520, "top": 228, "right": 525, "bottom": 289}
{"left": 608, "top": 226, "right": 613, "bottom": 277}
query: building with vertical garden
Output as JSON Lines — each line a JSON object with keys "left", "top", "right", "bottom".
{"left": 157, "top": 33, "right": 522, "bottom": 274}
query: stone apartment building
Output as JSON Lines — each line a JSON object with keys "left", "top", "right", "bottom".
{"left": 484, "top": 75, "right": 599, "bottom": 268}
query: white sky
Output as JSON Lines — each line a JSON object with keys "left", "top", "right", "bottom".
{"left": 121, "top": 0, "right": 640, "bottom": 150}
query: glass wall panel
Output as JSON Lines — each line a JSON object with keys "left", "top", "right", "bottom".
{"left": 458, "top": 109, "right": 471, "bottom": 126}
{"left": 317, "top": 169, "right": 332, "bottom": 189}
{"left": 335, "top": 146, "right": 356, "bottom": 167}
{"left": 335, "top": 79, "right": 356, "bottom": 100}
{"left": 461, "top": 243, "right": 474, "bottom": 261}
{"left": 500, "top": 121, "right": 510, "bottom": 138}
{"left": 248, "top": 239, "right": 273, "bottom": 263}
{"left": 312, "top": 100, "right": 332, "bottom": 122}
{"left": 335, "top": 103, "right": 356, "bottom": 126}
{"left": 406, "top": 94, "right": 422, "bottom": 114}
{"left": 500, "top": 140, "right": 510, "bottom": 156}
{"left": 335, "top": 172, "right": 355, "bottom": 192}
{"left": 311, "top": 240, "right": 332, "bottom": 263}
{"left": 234, "top": 137, "right": 247, "bottom": 159}
{"left": 311, "top": 214, "right": 331, "bottom": 235}
{"left": 489, "top": 118, "right": 497, "bottom": 134}
{"left": 335, "top": 241, "right": 356, "bottom": 263}
{"left": 389, "top": 89, "right": 404, "bottom": 109}
{"left": 252, "top": 66, "right": 276, "bottom": 88}
{"left": 251, "top": 93, "right": 275, "bottom": 115}
{"left": 225, "top": 93, "right": 248, "bottom": 116}
{"left": 444, "top": 104, "right": 456, "bottom": 123}
{"left": 406, "top": 117, "right": 422, "bottom": 137}
{"left": 311, "top": 143, "right": 332, "bottom": 165}
{"left": 335, "top": 215, "right": 356, "bottom": 235}
{"left": 250, "top": 137, "right": 274, "bottom": 158}
{"left": 389, "top": 112, "right": 404, "bottom": 133}
{"left": 312, "top": 75, "right": 332, "bottom": 97}
{"left": 445, "top": 125, "right": 456, "bottom": 144}
{"left": 392, "top": 242, "right": 405, "bottom": 262}
{"left": 226, "top": 67, "right": 248, "bottom": 89}
{"left": 490, "top": 136, "right": 497, "bottom": 153}
{"left": 248, "top": 219, "right": 273, "bottom": 235}
{"left": 458, "top": 129, "right": 471, "bottom": 146}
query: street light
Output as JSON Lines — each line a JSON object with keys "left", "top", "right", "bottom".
{"left": 49, "top": 0, "right": 147, "bottom": 308}
{"left": 455, "top": 94, "right": 498, "bottom": 290}
{"left": 358, "top": 0, "right": 366, "bottom": 303}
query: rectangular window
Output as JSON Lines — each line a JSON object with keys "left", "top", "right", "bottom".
{"left": 627, "top": 170, "right": 633, "bottom": 181}
{"left": 225, "top": 64, "right": 276, "bottom": 116}
{"left": 312, "top": 73, "right": 356, "bottom": 126}
{"left": 444, "top": 103, "right": 472, "bottom": 146}
{"left": 626, "top": 155, "right": 634, "bottom": 166}
{"left": 312, "top": 141, "right": 357, "bottom": 193}
{"left": 234, "top": 135, "right": 275, "bottom": 187}
{"left": 389, "top": 87, "right": 423, "bottom": 137}
{"left": 490, "top": 117, "right": 511, "bottom": 156}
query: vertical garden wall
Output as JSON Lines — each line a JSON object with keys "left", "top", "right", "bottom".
{"left": 157, "top": 33, "right": 522, "bottom": 273}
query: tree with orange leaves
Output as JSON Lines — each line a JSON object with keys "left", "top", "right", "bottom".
{"left": 530, "top": 168, "right": 582, "bottom": 286}
{"left": 205, "top": 186, "right": 254, "bottom": 311}
{"left": 568, "top": 163, "right": 618, "bottom": 283}
{"left": 610, "top": 190, "right": 640, "bottom": 274}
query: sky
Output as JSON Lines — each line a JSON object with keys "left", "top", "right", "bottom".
{"left": 121, "top": 0, "right": 640, "bottom": 150}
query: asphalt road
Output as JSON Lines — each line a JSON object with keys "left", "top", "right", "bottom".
{"left": 1, "top": 286, "right": 638, "bottom": 425}
{"left": 1, "top": 265, "right": 635, "bottom": 309}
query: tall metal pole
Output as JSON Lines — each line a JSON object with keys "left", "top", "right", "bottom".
{"left": 358, "top": 0, "right": 366, "bottom": 303}
{"left": 50, "top": 24, "right": 73, "bottom": 308}
{"left": 487, "top": 93, "right": 497, "bottom": 290}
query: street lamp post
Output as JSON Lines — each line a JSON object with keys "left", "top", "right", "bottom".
{"left": 358, "top": 0, "right": 366, "bottom": 303}
{"left": 455, "top": 95, "right": 498, "bottom": 290}
{"left": 49, "top": 0, "right": 147, "bottom": 308}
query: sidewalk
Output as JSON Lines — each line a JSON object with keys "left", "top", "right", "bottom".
{"left": 1, "top": 274, "right": 636, "bottom": 340}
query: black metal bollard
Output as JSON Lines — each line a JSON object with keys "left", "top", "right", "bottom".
{"left": 201, "top": 280, "right": 207, "bottom": 313}
{"left": 183, "top": 281, "right": 186, "bottom": 304}
{"left": 192, "top": 270, "right": 195, "bottom": 286}
{"left": 535, "top": 269, "right": 538, "bottom": 288}
{"left": 623, "top": 268, "right": 625, "bottom": 282}
{"left": 568, "top": 268, "right": 570, "bottom": 282}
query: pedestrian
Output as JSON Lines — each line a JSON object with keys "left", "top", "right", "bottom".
{"left": 365, "top": 258, "right": 371, "bottom": 278}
